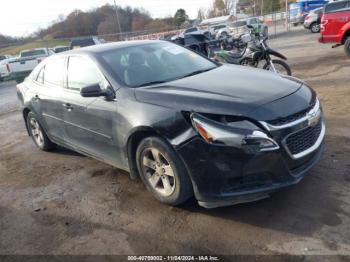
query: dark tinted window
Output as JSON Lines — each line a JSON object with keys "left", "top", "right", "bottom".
{"left": 233, "top": 20, "right": 247, "bottom": 27}
{"left": 44, "top": 57, "right": 65, "bottom": 87}
{"left": 21, "top": 50, "right": 46, "bottom": 57}
{"left": 67, "top": 56, "right": 104, "bottom": 91}
{"left": 185, "top": 28, "right": 197, "bottom": 33}
{"left": 325, "top": 1, "right": 348, "bottom": 13}
{"left": 0, "top": 55, "right": 6, "bottom": 61}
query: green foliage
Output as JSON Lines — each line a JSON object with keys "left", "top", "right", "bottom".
{"left": 173, "top": 9, "right": 188, "bottom": 27}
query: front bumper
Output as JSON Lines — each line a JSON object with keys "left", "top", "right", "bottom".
{"left": 176, "top": 113, "right": 325, "bottom": 208}
{"left": 304, "top": 21, "right": 312, "bottom": 29}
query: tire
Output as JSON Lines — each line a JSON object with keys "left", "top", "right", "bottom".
{"left": 310, "top": 23, "right": 320, "bottom": 33}
{"left": 136, "top": 136, "right": 193, "bottom": 206}
{"left": 26, "top": 112, "right": 56, "bottom": 151}
{"left": 293, "top": 23, "right": 298, "bottom": 27}
{"left": 263, "top": 59, "right": 292, "bottom": 76}
{"left": 220, "top": 32, "right": 228, "bottom": 39}
{"left": 344, "top": 37, "right": 350, "bottom": 58}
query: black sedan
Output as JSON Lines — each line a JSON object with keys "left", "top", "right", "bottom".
{"left": 17, "top": 40, "right": 325, "bottom": 208}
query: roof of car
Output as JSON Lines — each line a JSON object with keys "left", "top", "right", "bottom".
{"left": 68, "top": 40, "right": 165, "bottom": 55}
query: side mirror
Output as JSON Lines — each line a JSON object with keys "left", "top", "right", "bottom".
{"left": 80, "top": 84, "right": 113, "bottom": 99}
{"left": 246, "top": 25, "right": 254, "bottom": 29}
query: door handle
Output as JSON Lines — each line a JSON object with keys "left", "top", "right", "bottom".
{"left": 62, "top": 103, "right": 73, "bottom": 110}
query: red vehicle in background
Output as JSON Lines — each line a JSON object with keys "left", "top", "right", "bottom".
{"left": 319, "top": 0, "right": 350, "bottom": 57}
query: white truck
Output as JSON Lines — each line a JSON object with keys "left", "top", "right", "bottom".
{"left": 0, "top": 58, "right": 13, "bottom": 82}
{"left": 7, "top": 48, "right": 53, "bottom": 83}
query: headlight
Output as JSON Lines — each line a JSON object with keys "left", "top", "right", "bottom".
{"left": 190, "top": 113, "right": 279, "bottom": 152}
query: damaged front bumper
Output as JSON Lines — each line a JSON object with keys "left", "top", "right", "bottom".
{"left": 176, "top": 136, "right": 324, "bottom": 208}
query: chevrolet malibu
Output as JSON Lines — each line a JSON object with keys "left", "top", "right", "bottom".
{"left": 17, "top": 41, "right": 325, "bottom": 208}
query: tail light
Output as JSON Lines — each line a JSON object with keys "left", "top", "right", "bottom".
{"left": 305, "top": 15, "right": 310, "bottom": 21}
{"left": 6, "top": 63, "right": 10, "bottom": 73}
{"left": 297, "top": 11, "right": 303, "bottom": 17}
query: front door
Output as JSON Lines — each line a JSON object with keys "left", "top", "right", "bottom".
{"left": 61, "top": 56, "right": 121, "bottom": 166}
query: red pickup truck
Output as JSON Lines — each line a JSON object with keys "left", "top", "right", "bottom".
{"left": 319, "top": 0, "right": 350, "bottom": 57}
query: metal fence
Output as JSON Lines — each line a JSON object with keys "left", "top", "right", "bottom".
{"left": 0, "top": 11, "right": 294, "bottom": 56}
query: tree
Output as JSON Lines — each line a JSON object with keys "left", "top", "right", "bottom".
{"left": 197, "top": 8, "right": 206, "bottom": 20}
{"left": 223, "top": 0, "right": 236, "bottom": 15}
{"left": 173, "top": 9, "right": 188, "bottom": 27}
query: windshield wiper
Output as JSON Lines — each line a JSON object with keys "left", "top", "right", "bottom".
{"left": 136, "top": 80, "right": 168, "bottom": 87}
{"left": 180, "top": 67, "right": 216, "bottom": 79}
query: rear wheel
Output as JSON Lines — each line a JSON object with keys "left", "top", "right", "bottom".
{"left": 310, "top": 23, "right": 320, "bottom": 33}
{"left": 263, "top": 59, "right": 292, "bottom": 76}
{"left": 136, "top": 136, "right": 193, "bottom": 206}
{"left": 344, "top": 37, "right": 350, "bottom": 58}
{"left": 26, "top": 112, "right": 56, "bottom": 151}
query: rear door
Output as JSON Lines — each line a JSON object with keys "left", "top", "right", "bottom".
{"left": 61, "top": 55, "right": 120, "bottom": 165}
{"left": 30, "top": 57, "right": 66, "bottom": 141}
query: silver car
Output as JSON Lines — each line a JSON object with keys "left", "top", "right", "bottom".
{"left": 304, "top": 7, "right": 323, "bottom": 33}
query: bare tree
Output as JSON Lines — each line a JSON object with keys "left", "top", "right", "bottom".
{"left": 223, "top": 0, "right": 236, "bottom": 15}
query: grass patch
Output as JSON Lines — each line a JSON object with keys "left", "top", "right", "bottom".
{"left": 0, "top": 39, "right": 69, "bottom": 56}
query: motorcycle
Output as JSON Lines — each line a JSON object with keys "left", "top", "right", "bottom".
{"left": 209, "top": 26, "right": 292, "bottom": 76}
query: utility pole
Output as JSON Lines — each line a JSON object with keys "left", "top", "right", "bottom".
{"left": 285, "top": 0, "right": 289, "bottom": 31}
{"left": 113, "top": 0, "right": 122, "bottom": 34}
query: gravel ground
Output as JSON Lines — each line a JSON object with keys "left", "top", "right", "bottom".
{"left": 0, "top": 29, "right": 350, "bottom": 257}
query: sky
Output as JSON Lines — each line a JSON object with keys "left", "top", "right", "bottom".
{"left": 0, "top": 0, "right": 214, "bottom": 37}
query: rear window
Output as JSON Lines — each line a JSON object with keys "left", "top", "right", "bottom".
{"left": 21, "top": 50, "right": 46, "bottom": 58}
{"left": 233, "top": 20, "right": 247, "bottom": 27}
{"left": 324, "top": 1, "right": 349, "bottom": 13}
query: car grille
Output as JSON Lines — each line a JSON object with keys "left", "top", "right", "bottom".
{"left": 286, "top": 120, "right": 322, "bottom": 155}
{"left": 267, "top": 101, "right": 316, "bottom": 126}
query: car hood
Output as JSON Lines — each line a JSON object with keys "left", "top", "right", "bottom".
{"left": 134, "top": 65, "right": 307, "bottom": 120}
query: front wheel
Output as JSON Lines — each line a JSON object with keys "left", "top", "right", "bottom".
{"left": 263, "top": 59, "right": 292, "bottom": 76}
{"left": 344, "top": 37, "right": 350, "bottom": 58}
{"left": 310, "top": 23, "right": 320, "bottom": 33}
{"left": 136, "top": 136, "right": 193, "bottom": 206}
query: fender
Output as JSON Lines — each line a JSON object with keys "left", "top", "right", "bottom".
{"left": 266, "top": 48, "right": 287, "bottom": 60}
{"left": 341, "top": 24, "right": 350, "bottom": 44}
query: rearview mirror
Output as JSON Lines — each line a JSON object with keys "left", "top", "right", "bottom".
{"left": 80, "top": 84, "right": 113, "bottom": 98}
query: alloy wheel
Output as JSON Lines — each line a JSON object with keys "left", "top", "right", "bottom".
{"left": 141, "top": 148, "right": 176, "bottom": 197}
{"left": 311, "top": 24, "right": 320, "bottom": 33}
{"left": 29, "top": 118, "right": 44, "bottom": 147}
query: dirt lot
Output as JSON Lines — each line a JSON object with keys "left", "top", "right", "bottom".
{"left": 0, "top": 29, "right": 350, "bottom": 257}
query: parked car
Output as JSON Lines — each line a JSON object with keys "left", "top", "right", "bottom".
{"left": 319, "top": 0, "right": 350, "bottom": 57}
{"left": 208, "top": 24, "right": 228, "bottom": 37}
{"left": 70, "top": 37, "right": 105, "bottom": 49}
{"left": 17, "top": 40, "right": 325, "bottom": 208}
{"left": 0, "top": 58, "right": 13, "bottom": 81}
{"left": 289, "top": 0, "right": 328, "bottom": 26}
{"left": 304, "top": 7, "right": 323, "bottom": 33}
{"left": 226, "top": 17, "right": 268, "bottom": 39}
{"left": 7, "top": 48, "right": 53, "bottom": 83}
{"left": 53, "top": 45, "right": 70, "bottom": 53}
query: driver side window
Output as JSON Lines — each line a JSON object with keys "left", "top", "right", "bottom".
{"left": 67, "top": 56, "right": 105, "bottom": 91}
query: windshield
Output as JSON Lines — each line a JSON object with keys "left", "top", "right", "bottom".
{"left": 21, "top": 50, "right": 46, "bottom": 58}
{"left": 101, "top": 42, "right": 217, "bottom": 87}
